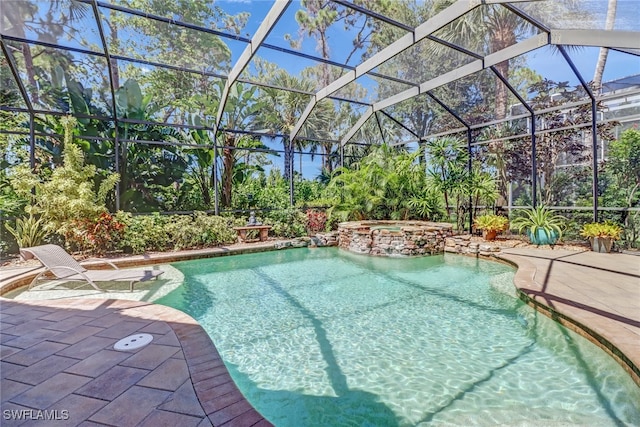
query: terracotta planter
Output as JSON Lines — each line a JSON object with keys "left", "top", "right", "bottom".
{"left": 590, "top": 237, "right": 614, "bottom": 253}
{"left": 482, "top": 229, "right": 498, "bottom": 241}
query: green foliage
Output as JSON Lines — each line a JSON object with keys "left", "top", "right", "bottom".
{"left": 115, "top": 211, "right": 240, "bottom": 254}
{"left": 164, "top": 212, "right": 238, "bottom": 250}
{"left": 324, "top": 144, "right": 442, "bottom": 222}
{"left": 112, "top": 79, "right": 190, "bottom": 212}
{"left": 8, "top": 116, "right": 119, "bottom": 241}
{"left": 601, "top": 128, "right": 640, "bottom": 248}
{"left": 0, "top": 188, "right": 27, "bottom": 223}
{"left": 233, "top": 171, "right": 289, "bottom": 212}
{"left": 4, "top": 214, "right": 47, "bottom": 248}
{"left": 115, "top": 212, "right": 170, "bottom": 254}
{"left": 473, "top": 214, "right": 509, "bottom": 233}
{"left": 606, "top": 129, "right": 640, "bottom": 190}
{"left": 426, "top": 137, "right": 485, "bottom": 230}
{"left": 265, "top": 208, "right": 307, "bottom": 238}
{"left": 580, "top": 221, "right": 622, "bottom": 240}
{"left": 64, "top": 212, "right": 125, "bottom": 255}
{"left": 510, "top": 206, "right": 566, "bottom": 240}
{"left": 469, "top": 167, "right": 499, "bottom": 211}
{"left": 295, "top": 179, "right": 325, "bottom": 205}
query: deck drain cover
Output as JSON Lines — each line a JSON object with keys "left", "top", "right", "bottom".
{"left": 114, "top": 333, "right": 153, "bottom": 351}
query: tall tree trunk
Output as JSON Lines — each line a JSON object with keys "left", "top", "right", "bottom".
{"left": 494, "top": 61, "right": 510, "bottom": 119}
{"left": 221, "top": 135, "right": 235, "bottom": 207}
{"left": 108, "top": 22, "right": 120, "bottom": 89}
{"left": 283, "top": 138, "right": 291, "bottom": 180}
{"left": 490, "top": 21, "right": 517, "bottom": 119}
{"left": 199, "top": 167, "right": 210, "bottom": 207}
{"left": 593, "top": 0, "right": 617, "bottom": 94}
{"left": 6, "top": 5, "right": 39, "bottom": 104}
{"left": 21, "top": 44, "right": 38, "bottom": 104}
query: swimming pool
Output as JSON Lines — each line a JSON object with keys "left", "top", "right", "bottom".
{"left": 157, "top": 248, "right": 640, "bottom": 426}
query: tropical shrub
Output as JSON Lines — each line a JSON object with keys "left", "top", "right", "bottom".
{"left": 511, "top": 205, "right": 565, "bottom": 244}
{"left": 8, "top": 116, "right": 119, "bottom": 240}
{"left": 64, "top": 212, "right": 126, "bottom": 255}
{"left": 115, "top": 211, "right": 240, "bottom": 253}
{"left": 580, "top": 221, "right": 622, "bottom": 240}
{"left": 305, "top": 209, "right": 327, "bottom": 234}
{"left": 600, "top": 128, "right": 640, "bottom": 248}
{"left": 0, "top": 190, "right": 28, "bottom": 255}
{"left": 233, "top": 170, "right": 290, "bottom": 212}
{"left": 324, "top": 145, "right": 442, "bottom": 222}
{"left": 115, "top": 212, "right": 170, "bottom": 254}
{"left": 265, "top": 208, "right": 306, "bottom": 238}
{"left": 4, "top": 214, "right": 48, "bottom": 249}
{"left": 295, "top": 179, "right": 324, "bottom": 204}
{"left": 164, "top": 212, "right": 237, "bottom": 250}
{"left": 474, "top": 214, "right": 509, "bottom": 233}
{"left": 426, "top": 137, "right": 469, "bottom": 221}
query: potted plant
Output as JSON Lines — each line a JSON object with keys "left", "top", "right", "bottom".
{"left": 510, "top": 205, "right": 565, "bottom": 246}
{"left": 580, "top": 221, "right": 622, "bottom": 253}
{"left": 474, "top": 214, "right": 509, "bottom": 241}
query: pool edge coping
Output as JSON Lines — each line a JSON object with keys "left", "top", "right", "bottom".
{"left": 494, "top": 252, "right": 640, "bottom": 387}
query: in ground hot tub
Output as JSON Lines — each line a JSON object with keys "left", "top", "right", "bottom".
{"left": 338, "top": 220, "right": 453, "bottom": 257}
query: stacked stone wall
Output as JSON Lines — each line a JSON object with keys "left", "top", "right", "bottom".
{"left": 311, "top": 232, "right": 339, "bottom": 247}
{"left": 337, "top": 221, "right": 453, "bottom": 257}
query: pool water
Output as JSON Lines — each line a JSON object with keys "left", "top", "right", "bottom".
{"left": 157, "top": 248, "right": 640, "bottom": 426}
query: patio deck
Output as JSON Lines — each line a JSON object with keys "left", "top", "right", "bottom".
{"left": 1, "top": 245, "right": 638, "bottom": 426}
{"left": 498, "top": 248, "right": 640, "bottom": 385}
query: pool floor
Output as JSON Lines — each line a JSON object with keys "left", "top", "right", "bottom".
{"left": 157, "top": 248, "right": 640, "bottom": 426}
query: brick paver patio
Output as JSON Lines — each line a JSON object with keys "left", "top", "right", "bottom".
{"left": 0, "top": 298, "right": 270, "bottom": 426}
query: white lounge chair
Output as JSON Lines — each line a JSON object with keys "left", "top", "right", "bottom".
{"left": 21, "top": 244, "right": 163, "bottom": 292}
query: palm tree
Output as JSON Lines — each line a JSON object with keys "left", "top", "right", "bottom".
{"left": 431, "top": 1, "right": 537, "bottom": 120}
{"left": 257, "top": 71, "right": 333, "bottom": 180}
{"left": 324, "top": 144, "right": 440, "bottom": 221}
{"left": 216, "top": 82, "right": 263, "bottom": 208}
{"left": 425, "top": 137, "right": 469, "bottom": 220}
{"left": 593, "top": 0, "right": 617, "bottom": 94}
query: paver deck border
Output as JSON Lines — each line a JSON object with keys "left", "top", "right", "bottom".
{"left": 0, "top": 297, "right": 272, "bottom": 426}
{"left": 497, "top": 250, "right": 640, "bottom": 387}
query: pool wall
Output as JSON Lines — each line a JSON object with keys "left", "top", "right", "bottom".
{"left": 338, "top": 220, "right": 453, "bottom": 257}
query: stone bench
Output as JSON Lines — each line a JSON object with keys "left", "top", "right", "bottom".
{"left": 233, "top": 225, "right": 272, "bottom": 243}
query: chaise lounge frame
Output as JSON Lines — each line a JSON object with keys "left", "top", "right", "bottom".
{"left": 20, "top": 244, "right": 163, "bottom": 292}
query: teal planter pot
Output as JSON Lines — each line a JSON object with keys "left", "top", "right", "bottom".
{"left": 528, "top": 228, "right": 559, "bottom": 245}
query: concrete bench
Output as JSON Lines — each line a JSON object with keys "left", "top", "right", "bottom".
{"left": 233, "top": 225, "right": 272, "bottom": 243}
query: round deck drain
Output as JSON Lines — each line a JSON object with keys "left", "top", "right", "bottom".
{"left": 114, "top": 333, "right": 153, "bottom": 351}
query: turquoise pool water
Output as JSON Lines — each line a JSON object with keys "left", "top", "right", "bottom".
{"left": 157, "top": 248, "right": 640, "bottom": 426}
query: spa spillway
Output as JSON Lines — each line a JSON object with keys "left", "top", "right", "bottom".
{"left": 338, "top": 220, "right": 453, "bottom": 257}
